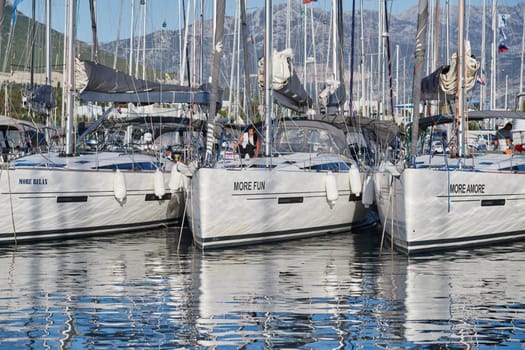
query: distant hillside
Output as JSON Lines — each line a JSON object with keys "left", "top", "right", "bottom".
{"left": 102, "top": 2, "right": 525, "bottom": 108}
{"left": 2, "top": 2, "right": 524, "bottom": 109}
{"left": 0, "top": 3, "right": 133, "bottom": 83}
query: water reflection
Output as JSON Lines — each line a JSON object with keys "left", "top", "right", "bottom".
{"left": 191, "top": 232, "right": 381, "bottom": 349}
{"left": 0, "top": 229, "right": 523, "bottom": 348}
{"left": 377, "top": 244, "right": 525, "bottom": 348}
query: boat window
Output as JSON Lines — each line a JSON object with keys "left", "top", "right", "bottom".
{"left": 500, "top": 164, "right": 525, "bottom": 171}
{"left": 26, "top": 130, "right": 48, "bottom": 147}
{"left": 274, "top": 126, "right": 342, "bottom": 154}
{"left": 317, "top": 130, "right": 340, "bottom": 153}
{"left": 275, "top": 127, "right": 305, "bottom": 152}
{"left": 303, "top": 162, "right": 350, "bottom": 172}
{"left": 346, "top": 132, "right": 367, "bottom": 148}
{"left": 5, "top": 129, "right": 25, "bottom": 149}
{"left": 96, "top": 162, "right": 158, "bottom": 171}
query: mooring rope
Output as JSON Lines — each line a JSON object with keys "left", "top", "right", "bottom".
{"left": 379, "top": 176, "right": 395, "bottom": 256}
{"left": 4, "top": 167, "right": 17, "bottom": 245}
{"left": 177, "top": 190, "right": 188, "bottom": 252}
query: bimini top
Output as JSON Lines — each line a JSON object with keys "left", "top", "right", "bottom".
{"left": 418, "top": 111, "right": 525, "bottom": 130}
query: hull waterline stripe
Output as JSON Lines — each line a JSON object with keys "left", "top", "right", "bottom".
{"left": 197, "top": 215, "right": 377, "bottom": 248}
{"left": 0, "top": 218, "right": 181, "bottom": 242}
{"left": 404, "top": 230, "right": 525, "bottom": 249}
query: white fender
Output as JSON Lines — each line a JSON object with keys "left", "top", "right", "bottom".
{"left": 154, "top": 169, "right": 166, "bottom": 198}
{"left": 349, "top": 166, "right": 362, "bottom": 196}
{"left": 113, "top": 169, "right": 127, "bottom": 202}
{"left": 325, "top": 171, "right": 338, "bottom": 207}
{"left": 362, "top": 175, "right": 375, "bottom": 207}
{"left": 169, "top": 166, "right": 184, "bottom": 193}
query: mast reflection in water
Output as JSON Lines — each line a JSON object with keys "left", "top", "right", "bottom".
{"left": 0, "top": 228, "right": 523, "bottom": 348}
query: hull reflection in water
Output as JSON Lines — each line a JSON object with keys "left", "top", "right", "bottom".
{"left": 377, "top": 245, "right": 525, "bottom": 347}
{"left": 193, "top": 235, "right": 376, "bottom": 348}
{"left": 0, "top": 229, "right": 523, "bottom": 348}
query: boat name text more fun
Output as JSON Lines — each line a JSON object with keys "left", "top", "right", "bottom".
{"left": 233, "top": 181, "right": 266, "bottom": 191}
{"left": 449, "top": 183, "right": 485, "bottom": 194}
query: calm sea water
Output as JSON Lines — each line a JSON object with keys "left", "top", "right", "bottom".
{"left": 0, "top": 227, "right": 524, "bottom": 349}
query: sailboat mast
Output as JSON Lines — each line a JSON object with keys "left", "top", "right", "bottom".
{"left": 309, "top": 7, "right": 319, "bottom": 107}
{"left": 264, "top": 0, "right": 273, "bottom": 161}
{"left": 446, "top": 0, "right": 449, "bottom": 59}
{"left": 190, "top": 0, "right": 197, "bottom": 85}
{"left": 360, "top": 0, "right": 367, "bottom": 117}
{"left": 432, "top": 0, "right": 439, "bottom": 71}
{"left": 45, "top": 0, "right": 52, "bottom": 134}
{"left": 112, "top": 0, "right": 124, "bottom": 69}
{"left": 45, "top": 0, "right": 51, "bottom": 85}
{"left": 349, "top": 0, "right": 356, "bottom": 115}
{"left": 377, "top": 0, "right": 383, "bottom": 116}
{"left": 129, "top": 0, "right": 135, "bottom": 76}
{"left": 0, "top": 1, "right": 4, "bottom": 74}
{"left": 490, "top": 0, "right": 497, "bottom": 110}
{"left": 240, "top": 0, "right": 253, "bottom": 124}
{"left": 516, "top": 7, "right": 525, "bottom": 97}
{"left": 30, "top": 0, "right": 35, "bottom": 88}
{"left": 65, "top": 0, "right": 77, "bottom": 156}
{"left": 135, "top": 3, "right": 142, "bottom": 78}
{"left": 228, "top": 2, "right": 239, "bottom": 121}
{"left": 180, "top": 0, "right": 191, "bottom": 87}
{"left": 331, "top": 0, "right": 337, "bottom": 79}
{"left": 204, "top": 0, "right": 225, "bottom": 164}
{"left": 303, "top": 2, "right": 307, "bottom": 85}
{"left": 61, "top": 0, "right": 68, "bottom": 133}
{"left": 383, "top": 0, "right": 395, "bottom": 120}
{"left": 89, "top": 0, "right": 99, "bottom": 63}
{"left": 409, "top": 0, "right": 428, "bottom": 165}
{"left": 199, "top": 0, "right": 205, "bottom": 84}
{"left": 286, "top": 0, "right": 291, "bottom": 49}
{"left": 480, "top": 0, "right": 486, "bottom": 110}
{"left": 142, "top": 0, "right": 146, "bottom": 80}
{"left": 456, "top": 0, "right": 466, "bottom": 158}
{"left": 336, "top": 0, "right": 344, "bottom": 88}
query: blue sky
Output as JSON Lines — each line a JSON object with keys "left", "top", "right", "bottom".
{"left": 13, "top": 0, "right": 523, "bottom": 44}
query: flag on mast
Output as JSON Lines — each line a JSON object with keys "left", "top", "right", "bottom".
{"left": 497, "top": 14, "right": 509, "bottom": 54}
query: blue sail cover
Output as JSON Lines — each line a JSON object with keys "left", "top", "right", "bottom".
{"left": 76, "top": 60, "right": 218, "bottom": 106}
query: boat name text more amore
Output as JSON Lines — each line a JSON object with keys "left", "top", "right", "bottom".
{"left": 449, "top": 183, "right": 485, "bottom": 194}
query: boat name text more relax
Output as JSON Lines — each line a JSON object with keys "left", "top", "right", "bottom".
{"left": 19, "top": 178, "right": 48, "bottom": 185}
{"left": 233, "top": 181, "right": 266, "bottom": 191}
{"left": 449, "top": 183, "right": 485, "bottom": 194}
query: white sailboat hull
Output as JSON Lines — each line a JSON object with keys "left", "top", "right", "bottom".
{"left": 0, "top": 167, "right": 184, "bottom": 244}
{"left": 188, "top": 167, "right": 373, "bottom": 248}
{"left": 374, "top": 165, "right": 525, "bottom": 254}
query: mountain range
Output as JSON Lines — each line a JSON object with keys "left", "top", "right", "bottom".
{"left": 3, "top": 2, "right": 524, "bottom": 109}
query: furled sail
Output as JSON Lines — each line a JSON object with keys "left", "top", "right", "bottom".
{"left": 421, "top": 41, "right": 480, "bottom": 101}
{"left": 258, "top": 49, "right": 312, "bottom": 113}
{"left": 318, "top": 79, "right": 346, "bottom": 115}
{"left": 75, "top": 59, "right": 217, "bottom": 106}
